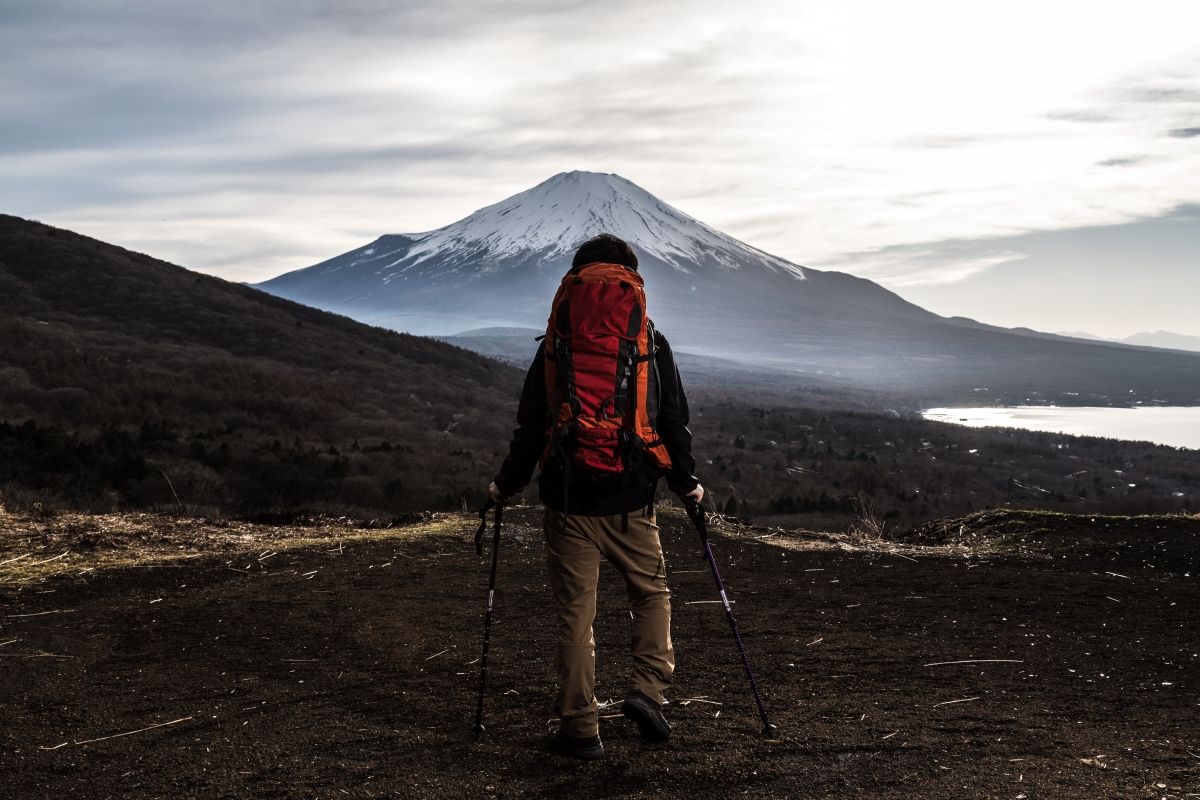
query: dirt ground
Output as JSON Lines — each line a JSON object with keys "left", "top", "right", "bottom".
{"left": 1, "top": 506, "right": 1197, "bottom": 799}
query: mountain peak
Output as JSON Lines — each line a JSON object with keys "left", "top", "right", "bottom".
{"left": 543, "top": 169, "right": 621, "bottom": 181}
{"left": 395, "top": 171, "right": 804, "bottom": 277}
{"left": 539, "top": 169, "right": 629, "bottom": 187}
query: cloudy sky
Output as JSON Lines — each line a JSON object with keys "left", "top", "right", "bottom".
{"left": 3, "top": 0, "right": 1199, "bottom": 338}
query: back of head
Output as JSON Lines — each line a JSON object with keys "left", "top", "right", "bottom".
{"left": 571, "top": 233, "right": 638, "bottom": 272}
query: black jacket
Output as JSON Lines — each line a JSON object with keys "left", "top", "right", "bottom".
{"left": 493, "top": 329, "right": 699, "bottom": 516}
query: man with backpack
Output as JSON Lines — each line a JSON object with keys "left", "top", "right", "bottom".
{"left": 488, "top": 233, "right": 703, "bottom": 760}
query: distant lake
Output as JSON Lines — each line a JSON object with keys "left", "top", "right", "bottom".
{"left": 922, "top": 406, "right": 1200, "bottom": 450}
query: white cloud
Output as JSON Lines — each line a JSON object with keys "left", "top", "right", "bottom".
{"left": 833, "top": 249, "right": 1028, "bottom": 287}
{"left": 2, "top": 0, "right": 1200, "bottom": 286}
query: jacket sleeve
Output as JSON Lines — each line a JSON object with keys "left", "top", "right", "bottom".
{"left": 653, "top": 331, "right": 701, "bottom": 495}
{"left": 493, "top": 341, "right": 549, "bottom": 497}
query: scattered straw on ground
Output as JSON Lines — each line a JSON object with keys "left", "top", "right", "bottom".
{"left": 0, "top": 509, "right": 467, "bottom": 586}
{"left": 698, "top": 510, "right": 986, "bottom": 561}
{"left": 4, "top": 503, "right": 1195, "bottom": 586}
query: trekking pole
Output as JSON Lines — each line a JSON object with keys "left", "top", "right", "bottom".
{"left": 472, "top": 499, "right": 503, "bottom": 738}
{"left": 685, "top": 499, "right": 778, "bottom": 739}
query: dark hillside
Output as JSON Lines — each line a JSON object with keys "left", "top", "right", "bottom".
{"left": 0, "top": 215, "right": 521, "bottom": 514}
{"left": 3, "top": 215, "right": 1198, "bottom": 530}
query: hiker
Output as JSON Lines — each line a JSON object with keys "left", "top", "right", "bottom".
{"left": 488, "top": 233, "right": 703, "bottom": 760}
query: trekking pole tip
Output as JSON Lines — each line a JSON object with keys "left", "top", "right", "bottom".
{"left": 473, "top": 723, "right": 486, "bottom": 738}
{"left": 762, "top": 723, "right": 779, "bottom": 740}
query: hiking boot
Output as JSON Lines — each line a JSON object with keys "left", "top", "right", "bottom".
{"left": 548, "top": 731, "right": 605, "bottom": 761}
{"left": 621, "top": 691, "right": 671, "bottom": 742}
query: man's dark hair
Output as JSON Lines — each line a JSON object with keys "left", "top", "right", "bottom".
{"left": 572, "top": 233, "right": 638, "bottom": 271}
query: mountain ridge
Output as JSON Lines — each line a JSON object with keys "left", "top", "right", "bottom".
{"left": 255, "top": 171, "right": 937, "bottom": 338}
{"left": 254, "top": 173, "right": 1200, "bottom": 405}
{"left": 1049, "top": 329, "right": 1200, "bottom": 353}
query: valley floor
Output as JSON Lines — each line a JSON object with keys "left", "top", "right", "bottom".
{"left": 1, "top": 507, "right": 1197, "bottom": 799}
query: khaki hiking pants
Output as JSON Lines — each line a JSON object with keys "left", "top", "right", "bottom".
{"left": 543, "top": 507, "right": 674, "bottom": 738}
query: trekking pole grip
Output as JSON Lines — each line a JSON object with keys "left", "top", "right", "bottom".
{"left": 685, "top": 499, "right": 709, "bottom": 559}
{"left": 474, "top": 498, "right": 496, "bottom": 556}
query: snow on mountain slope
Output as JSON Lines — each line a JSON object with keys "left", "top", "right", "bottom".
{"left": 393, "top": 171, "right": 805, "bottom": 277}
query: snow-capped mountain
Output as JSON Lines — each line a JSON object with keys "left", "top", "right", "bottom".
{"left": 255, "top": 172, "right": 1200, "bottom": 404}
{"left": 256, "top": 171, "right": 931, "bottom": 342}
{"left": 394, "top": 171, "right": 804, "bottom": 277}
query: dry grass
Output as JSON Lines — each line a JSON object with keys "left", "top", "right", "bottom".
{"left": 0, "top": 508, "right": 470, "bottom": 586}
{"left": 2, "top": 502, "right": 975, "bottom": 587}
{"left": 5, "top": 502, "right": 1194, "bottom": 586}
{"left": 673, "top": 503, "right": 981, "bottom": 562}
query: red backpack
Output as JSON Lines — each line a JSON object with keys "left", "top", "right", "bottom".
{"left": 541, "top": 262, "right": 672, "bottom": 519}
